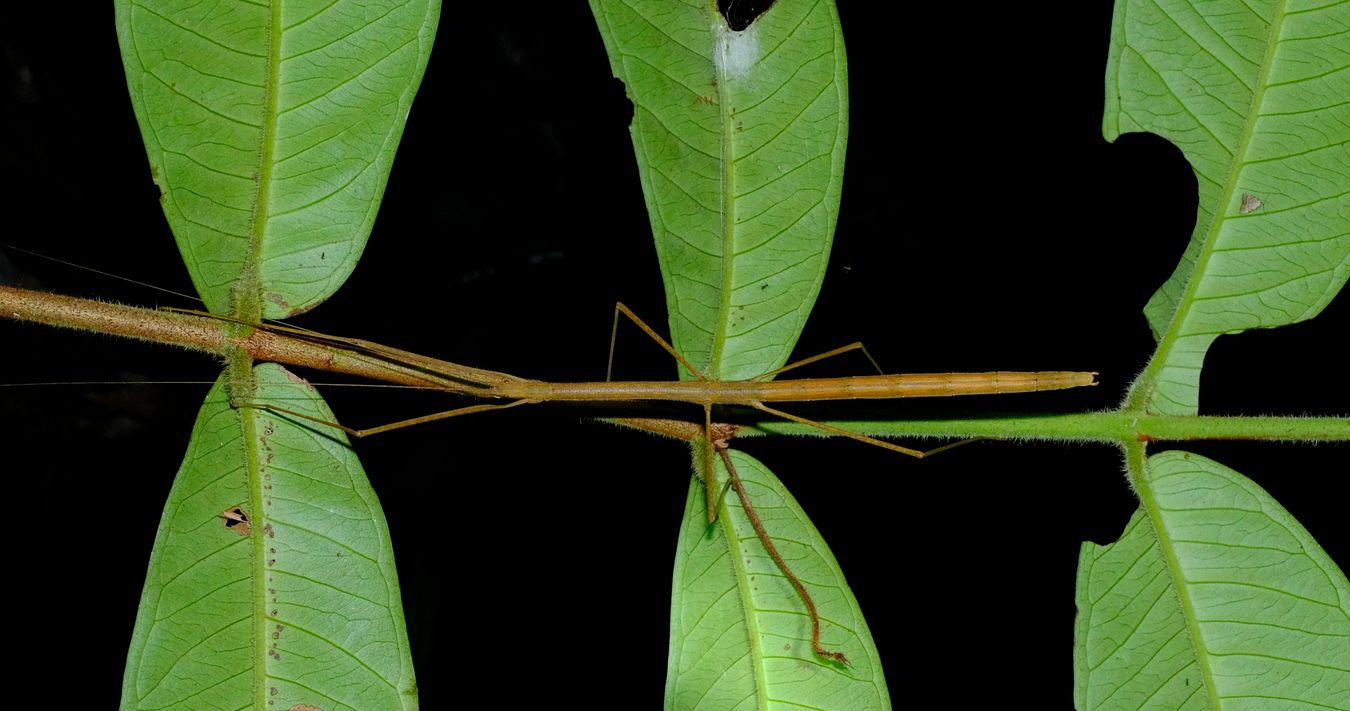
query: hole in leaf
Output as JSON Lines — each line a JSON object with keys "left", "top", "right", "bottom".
{"left": 718, "top": 0, "right": 775, "bottom": 31}
{"left": 219, "top": 506, "right": 251, "bottom": 536}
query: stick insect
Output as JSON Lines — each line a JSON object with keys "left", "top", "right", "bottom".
{"left": 1, "top": 276, "right": 1095, "bottom": 663}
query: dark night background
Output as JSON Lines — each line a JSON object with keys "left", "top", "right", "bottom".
{"left": 1, "top": 2, "right": 1345, "bottom": 707}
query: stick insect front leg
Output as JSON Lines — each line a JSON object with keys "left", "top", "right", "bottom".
{"left": 608, "top": 303, "right": 722, "bottom": 522}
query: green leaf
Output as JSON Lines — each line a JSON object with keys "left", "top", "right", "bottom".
{"left": 1104, "top": 0, "right": 1350, "bottom": 414}
{"left": 121, "top": 364, "right": 417, "bottom": 711}
{"left": 1074, "top": 450, "right": 1349, "bottom": 710}
{"left": 115, "top": 0, "right": 441, "bottom": 318}
{"left": 590, "top": 0, "right": 848, "bottom": 380}
{"left": 666, "top": 448, "right": 888, "bottom": 710}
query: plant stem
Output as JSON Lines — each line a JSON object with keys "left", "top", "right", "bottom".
{"left": 738, "top": 412, "right": 1350, "bottom": 444}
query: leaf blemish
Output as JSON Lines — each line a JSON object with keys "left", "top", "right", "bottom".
{"left": 714, "top": 22, "right": 759, "bottom": 80}
{"left": 219, "top": 507, "right": 251, "bottom": 536}
{"left": 1239, "top": 192, "right": 1263, "bottom": 214}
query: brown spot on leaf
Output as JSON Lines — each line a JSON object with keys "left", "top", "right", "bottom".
{"left": 290, "top": 705, "right": 324, "bottom": 711}
{"left": 1240, "top": 192, "right": 1263, "bottom": 214}
{"left": 220, "top": 507, "right": 251, "bottom": 536}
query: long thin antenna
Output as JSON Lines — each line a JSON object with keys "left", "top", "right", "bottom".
{"left": 1, "top": 242, "right": 202, "bottom": 304}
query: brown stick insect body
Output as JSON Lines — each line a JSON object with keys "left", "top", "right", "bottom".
{"left": 0, "top": 284, "right": 1096, "bottom": 665}
{"left": 219, "top": 303, "right": 1094, "bottom": 664}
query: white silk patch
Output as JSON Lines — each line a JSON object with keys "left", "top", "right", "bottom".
{"left": 715, "top": 23, "right": 759, "bottom": 80}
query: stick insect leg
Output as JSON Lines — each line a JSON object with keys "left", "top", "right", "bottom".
{"left": 715, "top": 443, "right": 848, "bottom": 665}
{"left": 609, "top": 302, "right": 709, "bottom": 381}
{"left": 234, "top": 399, "right": 536, "bottom": 438}
{"left": 750, "top": 401, "right": 978, "bottom": 458}
{"left": 751, "top": 342, "right": 884, "bottom": 382}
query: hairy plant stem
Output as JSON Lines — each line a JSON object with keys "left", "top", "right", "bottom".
{"left": 738, "top": 412, "right": 1350, "bottom": 445}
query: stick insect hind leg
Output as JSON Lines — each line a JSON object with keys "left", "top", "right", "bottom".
{"left": 231, "top": 394, "right": 536, "bottom": 439}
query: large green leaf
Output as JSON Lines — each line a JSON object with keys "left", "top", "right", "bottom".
{"left": 115, "top": 0, "right": 441, "bottom": 318}
{"left": 590, "top": 0, "right": 848, "bottom": 381}
{"left": 1074, "top": 451, "right": 1349, "bottom": 710}
{"left": 1104, "top": 0, "right": 1350, "bottom": 415}
{"left": 591, "top": 4, "right": 864, "bottom": 703}
{"left": 121, "top": 364, "right": 417, "bottom": 711}
{"left": 666, "top": 448, "right": 888, "bottom": 710}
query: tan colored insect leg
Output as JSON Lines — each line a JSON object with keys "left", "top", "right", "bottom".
{"left": 608, "top": 302, "right": 709, "bottom": 381}
{"left": 714, "top": 443, "right": 848, "bottom": 665}
{"left": 234, "top": 399, "right": 535, "bottom": 438}
{"left": 751, "top": 342, "right": 884, "bottom": 382}
{"left": 750, "top": 401, "right": 977, "bottom": 458}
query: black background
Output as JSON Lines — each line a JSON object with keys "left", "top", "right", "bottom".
{"left": 2, "top": 2, "right": 1345, "bottom": 707}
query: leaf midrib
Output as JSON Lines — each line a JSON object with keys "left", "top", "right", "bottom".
{"left": 245, "top": 4, "right": 283, "bottom": 706}
{"left": 238, "top": 0, "right": 285, "bottom": 323}
{"left": 711, "top": 18, "right": 739, "bottom": 381}
{"left": 1131, "top": 445, "right": 1221, "bottom": 706}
